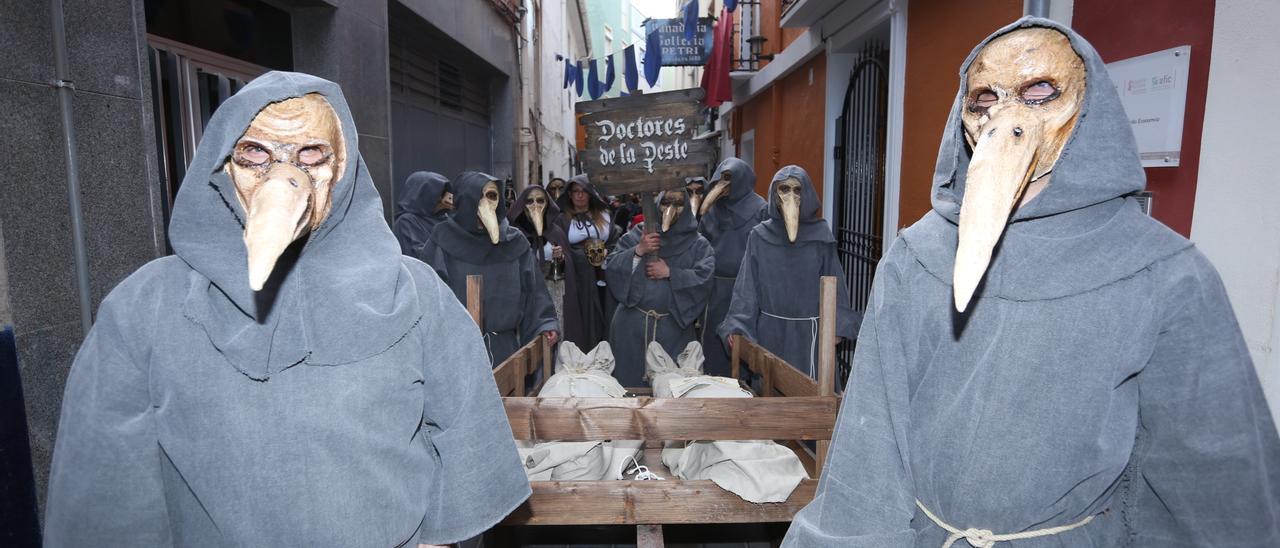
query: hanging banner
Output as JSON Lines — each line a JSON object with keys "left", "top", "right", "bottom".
{"left": 643, "top": 17, "right": 715, "bottom": 66}
{"left": 577, "top": 88, "right": 713, "bottom": 194}
{"left": 1105, "top": 45, "right": 1191, "bottom": 168}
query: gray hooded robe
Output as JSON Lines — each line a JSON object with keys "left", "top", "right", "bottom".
{"left": 718, "top": 166, "right": 859, "bottom": 379}
{"left": 783, "top": 18, "right": 1280, "bottom": 547}
{"left": 43, "top": 72, "right": 530, "bottom": 547}
{"left": 393, "top": 170, "right": 451, "bottom": 255}
{"left": 699, "top": 158, "right": 769, "bottom": 377}
{"left": 605, "top": 194, "right": 715, "bottom": 387}
{"left": 416, "top": 172, "right": 558, "bottom": 367}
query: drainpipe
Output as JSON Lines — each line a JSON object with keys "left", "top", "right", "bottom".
{"left": 50, "top": 0, "right": 94, "bottom": 334}
{"left": 1025, "top": 0, "right": 1050, "bottom": 17}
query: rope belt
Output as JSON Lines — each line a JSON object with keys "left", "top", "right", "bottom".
{"left": 481, "top": 331, "right": 502, "bottom": 364}
{"left": 760, "top": 310, "right": 819, "bottom": 377}
{"left": 641, "top": 309, "right": 670, "bottom": 350}
{"left": 915, "top": 500, "right": 1097, "bottom": 548}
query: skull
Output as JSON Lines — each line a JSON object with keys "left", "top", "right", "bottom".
{"left": 953, "top": 27, "right": 1086, "bottom": 312}
{"left": 525, "top": 187, "right": 549, "bottom": 237}
{"left": 227, "top": 93, "right": 345, "bottom": 291}
{"left": 585, "top": 238, "right": 607, "bottom": 267}
{"left": 659, "top": 190, "right": 687, "bottom": 233}
{"left": 699, "top": 170, "right": 733, "bottom": 216}
{"left": 478, "top": 181, "right": 502, "bottom": 245}
{"left": 547, "top": 178, "right": 567, "bottom": 201}
{"left": 776, "top": 177, "right": 803, "bottom": 243}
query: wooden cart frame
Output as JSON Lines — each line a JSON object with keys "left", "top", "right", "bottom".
{"left": 469, "top": 276, "right": 843, "bottom": 547}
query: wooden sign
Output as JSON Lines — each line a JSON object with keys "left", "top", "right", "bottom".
{"left": 576, "top": 88, "right": 713, "bottom": 195}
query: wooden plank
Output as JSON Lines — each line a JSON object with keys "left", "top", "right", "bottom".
{"left": 541, "top": 333, "right": 552, "bottom": 381}
{"left": 466, "top": 275, "right": 483, "bottom": 328}
{"left": 512, "top": 351, "right": 527, "bottom": 397}
{"left": 636, "top": 524, "right": 664, "bottom": 548}
{"left": 730, "top": 334, "right": 741, "bottom": 380}
{"left": 501, "top": 479, "right": 818, "bottom": 525}
{"left": 818, "top": 276, "right": 837, "bottom": 398}
{"left": 503, "top": 397, "right": 839, "bottom": 441}
{"left": 770, "top": 357, "right": 820, "bottom": 398}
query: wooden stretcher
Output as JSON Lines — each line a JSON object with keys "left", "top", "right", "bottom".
{"left": 467, "top": 275, "right": 843, "bottom": 547}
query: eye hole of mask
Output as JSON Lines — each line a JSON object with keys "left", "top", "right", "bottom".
{"left": 528, "top": 196, "right": 546, "bottom": 205}
{"left": 297, "top": 145, "right": 329, "bottom": 166}
{"left": 485, "top": 191, "right": 499, "bottom": 201}
{"left": 1020, "top": 80, "right": 1060, "bottom": 104}
{"left": 235, "top": 142, "right": 271, "bottom": 166}
{"left": 778, "top": 185, "right": 801, "bottom": 196}
{"left": 969, "top": 89, "right": 999, "bottom": 112}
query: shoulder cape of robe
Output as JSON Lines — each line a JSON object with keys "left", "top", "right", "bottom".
{"left": 699, "top": 157, "right": 769, "bottom": 376}
{"left": 43, "top": 72, "right": 530, "bottom": 547}
{"left": 393, "top": 171, "right": 450, "bottom": 255}
{"left": 717, "top": 166, "right": 859, "bottom": 378}
{"left": 605, "top": 195, "right": 715, "bottom": 387}
{"left": 783, "top": 17, "right": 1280, "bottom": 547}
{"left": 416, "top": 172, "right": 558, "bottom": 366}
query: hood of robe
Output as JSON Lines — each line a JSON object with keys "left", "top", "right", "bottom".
{"left": 708, "top": 157, "right": 767, "bottom": 222}
{"left": 168, "top": 71, "right": 420, "bottom": 380}
{"left": 429, "top": 171, "right": 527, "bottom": 263}
{"left": 507, "top": 184, "right": 562, "bottom": 235}
{"left": 757, "top": 165, "right": 834, "bottom": 245}
{"left": 395, "top": 171, "right": 450, "bottom": 222}
{"left": 902, "top": 17, "right": 1191, "bottom": 303}
{"left": 655, "top": 189, "right": 701, "bottom": 257}
{"left": 555, "top": 174, "right": 610, "bottom": 215}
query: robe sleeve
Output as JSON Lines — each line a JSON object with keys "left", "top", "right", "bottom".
{"left": 1128, "top": 251, "right": 1280, "bottom": 546}
{"left": 43, "top": 281, "right": 174, "bottom": 547}
{"left": 717, "top": 234, "right": 762, "bottom": 346}
{"left": 604, "top": 228, "right": 644, "bottom": 306}
{"left": 518, "top": 249, "right": 558, "bottom": 345}
{"left": 417, "top": 278, "right": 531, "bottom": 544}
{"left": 822, "top": 241, "right": 862, "bottom": 340}
{"left": 782, "top": 252, "right": 917, "bottom": 547}
{"left": 663, "top": 238, "right": 715, "bottom": 329}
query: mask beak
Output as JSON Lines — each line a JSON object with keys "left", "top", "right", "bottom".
{"left": 529, "top": 204, "right": 546, "bottom": 237}
{"left": 781, "top": 196, "right": 800, "bottom": 243}
{"left": 689, "top": 195, "right": 701, "bottom": 219}
{"left": 661, "top": 204, "right": 678, "bottom": 232}
{"left": 953, "top": 109, "right": 1044, "bottom": 313}
{"left": 700, "top": 182, "right": 728, "bottom": 216}
{"left": 243, "top": 163, "right": 313, "bottom": 291}
{"left": 478, "top": 199, "right": 501, "bottom": 245}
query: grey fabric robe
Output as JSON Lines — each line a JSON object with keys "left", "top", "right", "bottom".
{"left": 43, "top": 72, "right": 530, "bottom": 547}
{"left": 717, "top": 166, "right": 859, "bottom": 379}
{"left": 393, "top": 171, "right": 450, "bottom": 255}
{"left": 508, "top": 184, "right": 568, "bottom": 265}
{"left": 416, "top": 172, "right": 558, "bottom": 367}
{"left": 605, "top": 196, "right": 715, "bottom": 387}
{"left": 784, "top": 18, "right": 1280, "bottom": 547}
{"left": 699, "top": 158, "right": 769, "bottom": 377}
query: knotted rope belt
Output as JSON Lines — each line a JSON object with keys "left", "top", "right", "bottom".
{"left": 915, "top": 500, "right": 1097, "bottom": 548}
{"left": 641, "top": 309, "right": 670, "bottom": 350}
{"left": 760, "top": 310, "right": 820, "bottom": 377}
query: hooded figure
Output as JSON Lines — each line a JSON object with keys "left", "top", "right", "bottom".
{"left": 43, "top": 72, "right": 529, "bottom": 546}
{"left": 605, "top": 190, "right": 715, "bottom": 387}
{"left": 416, "top": 172, "right": 559, "bottom": 366}
{"left": 554, "top": 175, "right": 618, "bottom": 350}
{"left": 718, "top": 166, "right": 859, "bottom": 379}
{"left": 508, "top": 184, "right": 568, "bottom": 265}
{"left": 784, "top": 19, "right": 1280, "bottom": 547}
{"left": 697, "top": 158, "right": 769, "bottom": 376}
{"left": 392, "top": 170, "right": 452, "bottom": 255}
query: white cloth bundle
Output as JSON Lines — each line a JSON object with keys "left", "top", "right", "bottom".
{"left": 646, "top": 341, "right": 809, "bottom": 503}
{"left": 517, "top": 341, "right": 642, "bottom": 481}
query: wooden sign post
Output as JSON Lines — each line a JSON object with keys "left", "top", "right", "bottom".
{"left": 576, "top": 88, "right": 713, "bottom": 239}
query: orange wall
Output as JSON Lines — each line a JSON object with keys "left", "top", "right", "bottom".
{"left": 737, "top": 54, "right": 827, "bottom": 200}
{"left": 898, "top": 0, "right": 1023, "bottom": 229}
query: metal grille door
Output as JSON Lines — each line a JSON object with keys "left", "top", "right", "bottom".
{"left": 833, "top": 44, "right": 889, "bottom": 387}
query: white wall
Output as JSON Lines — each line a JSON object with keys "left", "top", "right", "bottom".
{"left": 1191, "top": 0, "right": 1280, "bottom": 424}
{"left": 534, "top": 0, "right": 589, "bottom": 182}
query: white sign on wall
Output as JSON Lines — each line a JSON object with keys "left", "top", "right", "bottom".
{"left": 1106, "top": 45, "right": 1192, "bottom": 168}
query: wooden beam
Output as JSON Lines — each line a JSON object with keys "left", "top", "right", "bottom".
{"left": 504, "top": 397, "right": 839, "bottom": 441}
{"left": 541, "top": 333, "right": 553, "bottom": 381}
{"left": 636, "top": 524, "right": 665, "bottom": 548}
{"left": 501, "top": 479, "right": 818, "bottom": 525}
{"left": 817, "top": 276, "right": 837, "bottom": 398}
{"left": 729, "top": 334, "right": 740, "bottom": 380}
{"left": 466, "top": 275, "right": 483, "bottom": 328}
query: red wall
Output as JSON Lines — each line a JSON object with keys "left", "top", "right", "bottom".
{"left": 736, "top": 54, "right": 827, "bottom": 200}
{"left": 1072, "top": 0, "right": 1216, "bottom": 237}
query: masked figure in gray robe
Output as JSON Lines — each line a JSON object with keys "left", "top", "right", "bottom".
{"left": 393, "top": 170, "right": 452, "bottom": 255}
{"left": 717, "top": 166, "right": 859, "bottom": 379}
{"left": 508, "top": 184, "right": 568, "bottom": 267}
{"left": 605, "top": 190, "right": 715, "bottom": 387}
{"left": 784, "top": 18, "right": 1280, "bottom": 547}
{"left": 416, "top": 172, "right": 559, "bottom": 366}
{"left": 698, "top": 158, "right": 768, "bottom": 376}
{"left": 43, "top": 72, "right": 529, "bottom": 547}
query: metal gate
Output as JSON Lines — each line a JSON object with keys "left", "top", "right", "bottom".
{"left": 833, "top": 43, "right": 889, "bottom": 387}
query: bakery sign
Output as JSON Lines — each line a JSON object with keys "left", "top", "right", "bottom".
{"left": 576, "top": 88, "right": 713, "bottom": 194}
